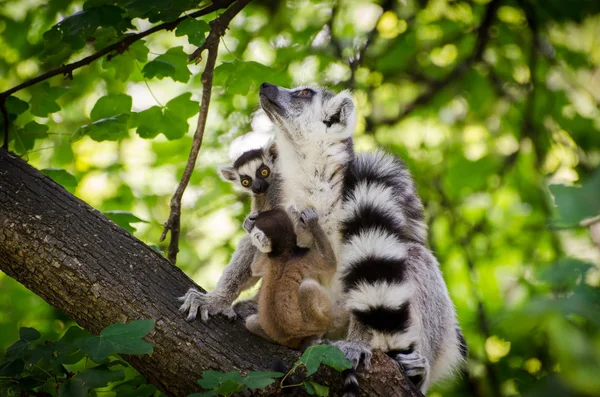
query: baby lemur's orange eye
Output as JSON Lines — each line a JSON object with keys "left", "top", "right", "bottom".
{"left": 241, "top": 178, "right": 251, "bottom": 187}
{"left": 260, "top": 168, "right": 270, "bottom": 177}
{"left": 298, "top": 89, "right": 310, "bottom": 96}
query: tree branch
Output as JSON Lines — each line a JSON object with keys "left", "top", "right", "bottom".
{"left": 0, "top": 148, "right": 421, "bottom": 397}
{"left": 160, "top": 0, "right": 252, "bottom": 264}
{"left": 0, "top": 0, "right": 236, "bottom": 151}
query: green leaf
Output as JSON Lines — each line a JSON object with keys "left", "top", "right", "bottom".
{"left": 175, "top": 18, "right": 209, "bottom": 46}
{"left": 91, "top": 94, "right": 132, "bottom": 121}
{"left": 298, "top": 345, "right": 352, "bottom": 376}
{"left": 44, "top": 5, "right": 132, "bottom": 53}
{"left": 142, "top": 47, "right": 191, "bottom": 83}
{"left": 214, "top": 61, "right": 287, "bottom": 96}
{"left": 304, "top": 381, "right": 329, "bottom": 397}
{"left": 104, "top": 210, "right": 148, "bottom": 233}
{"left": 188, "top": 392, "right": 217, "bottom": 397}
{"left": 0, "top": 359, "right": 24, "bottom": 377}
{"left": 13, "top": 121, "right": 49, "bottom": 152}
{"left": 538, "top": 258, "right": 594, "bottom": 290}
{"left": 41, "top": 168, "right": 78, "bottom": 192}
{"left": 244, "top": 371, "right": 284, "bottom": 390}
{"left": 131, "top": 93, "right": 198, "bottom": 140}
{"left": 132, "top": 106, "right": 163, "bottom": 139}
{"left": 77, "top": 319, "right": 155, "bottom": 361}
{"left": 78, "top": 114, "right": 131, "bottom": 142}
{"left": 197, "top": 371, "right": 243, "bottom": 390}
{"left": 19, "top": 327, "right": 41, "bottom": 341}
{"left": 103, "top": 41, "right": 149, "bottom": 81}
{"left": 165, "top": 92, "right": 199, "bottom": 119}
{"left": 549, "top": 168, "right": 600, "bottom": 227}
{"left": 6, "top": 96, "right": 29, "bottom": 115}
{"left": 59, "top": 365, "right": 125, "bottom": 397}
{"left": 29, "top": 82, "right": 67, "bottom": 117}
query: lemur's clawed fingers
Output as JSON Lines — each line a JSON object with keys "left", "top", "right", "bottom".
{"left": 394, "top": 350, "right": 429, "bottom": 390}
{"left": 243, "top": 211, "right": 259, "bottom": 233}
{"left": 299, "top": 207, "right": 319, "bottom": 227}
{"left": 330, "top": 340, "right": 373, "bottom": 372}
{"left": 178, "top": 288, "right": 236, "bottom": 323}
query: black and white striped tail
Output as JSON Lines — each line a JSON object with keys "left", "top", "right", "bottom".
{"left": 341, "top": 368, "right": 359, "bottom": 397}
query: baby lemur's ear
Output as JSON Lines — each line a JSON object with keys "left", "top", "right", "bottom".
{"left": 218, "top": 165, "right": 238, "bottom": 182}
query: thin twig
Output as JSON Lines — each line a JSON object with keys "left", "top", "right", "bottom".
{"left": 161, "top": 0, "right": 253, "bottom": 264}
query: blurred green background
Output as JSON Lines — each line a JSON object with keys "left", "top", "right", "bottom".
{"left": 1, "top": 0, "right": 599, "bottom": 396}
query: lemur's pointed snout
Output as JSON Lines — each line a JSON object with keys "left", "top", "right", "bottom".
{"left": 259, "top": 82, "right": 278, "bottom": 98}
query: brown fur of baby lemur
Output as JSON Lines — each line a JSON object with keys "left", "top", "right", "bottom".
{"left": 243, "top": 207, "right": 344, "bottom": 349}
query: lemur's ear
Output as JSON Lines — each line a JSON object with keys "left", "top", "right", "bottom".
{"left": 218, "top": 166, "right": 238, "bottom": 182}
{"left": 324, "top": 92, "right": 355, "bottom": 128}
{"left": 266, "top": 139, "right": 278, "bottom": 161}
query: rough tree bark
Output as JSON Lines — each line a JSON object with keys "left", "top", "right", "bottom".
{"left": 0, "top": 149, "right": 422, "bottom": 397}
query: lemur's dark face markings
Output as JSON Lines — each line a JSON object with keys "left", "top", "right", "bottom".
{"left": 253, "top": 208, "right": 297, "bottom": 257}
{"left": 259, "top": 82, "right": 356, "bottom": 140}
{"left": 219, "top": 143, "right": 277, "bottom": 195}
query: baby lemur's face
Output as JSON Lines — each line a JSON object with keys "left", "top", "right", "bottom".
{"left": 219, "top": 143, "right": 277, "bottom": 195}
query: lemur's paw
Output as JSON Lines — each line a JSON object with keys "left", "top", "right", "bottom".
{"left": 232, "top": 299, "right": 258, "bottom": 320}
{"left": 243, "top": 211, "right": 260, "bottom": 233}
{"left": 178, "top": 288, "right": 236, "bottom": 323}
{"left": 250, "top": 228, "right": 272, "bottom": 253}
{"left": 299, "top": 207, "right": 319, "bottom": 227}
{"left": 330, "top": 340, "right": 373, "bottom": 371}
{"left": 392, "top": 350, "right": 429, "bottom": 390}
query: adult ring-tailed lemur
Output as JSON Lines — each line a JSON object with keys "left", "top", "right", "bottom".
{"left": 180, "top": 84, "right": 466, "bottom": 393}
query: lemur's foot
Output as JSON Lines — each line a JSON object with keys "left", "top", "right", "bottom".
{"left": 330, "top": 340, "right": 373, "bottom": 371}
{"left": 391, "top": 350, "right": 429, "bottom": 390}
{"left": 232, "top": 299, "right": 258, "bottom": 320}
{"left": 178, "top": 288, "right": 236, "bottom": 323}
{"left": 299, "top": 207, "right": 319, "bottom": 227}
{"left": 243, "top": 211, "right": 260, "bottom": 233}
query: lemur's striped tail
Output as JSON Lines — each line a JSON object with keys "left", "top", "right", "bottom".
{"left": 341, "top": 368, "right": 359, "bottom": 397}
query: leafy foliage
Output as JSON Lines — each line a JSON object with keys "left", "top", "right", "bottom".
{"left": 0, "top": 0, "right": 599, "bottom": 396}
{"left": 0, "top": 321, "right": 156, "bottom": 397}
{"left": 193, "top": 345, "right": 351, "bottom": 396}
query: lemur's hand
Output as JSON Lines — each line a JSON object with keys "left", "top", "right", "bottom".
{"left": 330, "top": 340, "right": 373, "bottom": 371}
{"left": 243, "top": 211, "right": 259, "bottom": 233}
{"left": 178, "top": 288, "right": 236, "bottom": 323}
{"left": 299, "top": 207, "right": 319, "bottom": 228}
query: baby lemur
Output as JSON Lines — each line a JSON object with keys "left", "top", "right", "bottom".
{"left": 242, "top": 207, "right": 340, "bottom": 349}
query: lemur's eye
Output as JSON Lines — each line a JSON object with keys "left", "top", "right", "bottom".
{"left": 241, "top": 177, "right": 251, "bottom": 187}
{"left": 295, "top": 89, "right": 312, "bottom": 97}
{"left": 260, "top": 166, "right": 270, "bottom": 177}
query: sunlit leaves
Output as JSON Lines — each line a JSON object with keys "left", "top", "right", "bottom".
{"left": 298, "top": 345, "right": 352, "bottom": 376}
{"left": 29, "top": 82, "right": 67, "bottom": 117}
{"left": 91, "top": 94, "right": 132, "bottom": 121}
{"left": 58, "top": 365, "right": 126, "bottom": 397}
{"left": 13, "top": 121, "right": 49, "bottom": 152}
{"left": 304, "top": 381, "right": 329, "bottom": 396}
{"left": 41, "top": 168, "right": 78, "bottom": 193}
{"left": 125, "top": 0, "right": 198, "bottom": 23}
{"left": 131, "top": 93, "right": 199, "bottom": 140}
{"left": 77, "top": 319, "right": 155, "bottom": 361}
{"left": 176, "top": 18, "right": 210, "bottom": 47}
{"left": 103, "top": 41, "right": 149, "bottom": 81}
{"left": 77, "top": 94, "right": 132, "bottom": 142}
{"left": 549, "top": 168, "right": 600, "bottom": 227}
{"left": 5, "top": 96, "right": 29, "bottom": 115}
{"left": 43, "top": 5, "right": 132, "bottom": 54}
{"left": 142, "top": 46, "right": 191, "bottom": 83}
{"left": 196, "top": 370, "right": 284, "bottom": 396}
{"left": 214, "top": 61, "right": 288, "bottom": 95}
